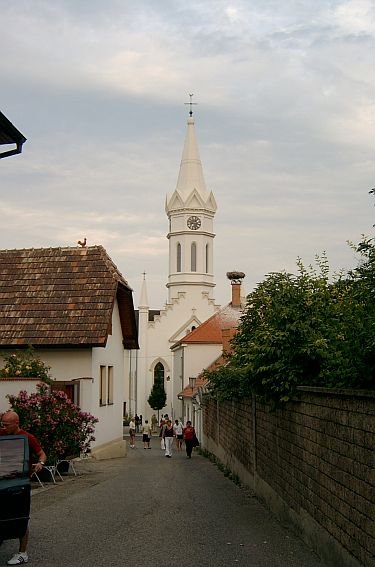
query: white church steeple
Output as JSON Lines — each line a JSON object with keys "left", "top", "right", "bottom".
{"left": 165, "top": 100, "right": 217, "bottom": 300}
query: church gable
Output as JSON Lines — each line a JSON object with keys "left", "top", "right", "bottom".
{"left": 168, "top": 315, "right": 202, "bottom": 344}
{"left": 166, "top": 187, "right": 216, "bottom": 213}
{"left": 165, "top": 191, "right": 184, "bottom": 211}
{"left": 184, "top": 189, "right": 207, "bottom": 210}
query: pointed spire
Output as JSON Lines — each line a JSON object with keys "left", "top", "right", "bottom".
{"left": 139, "top": 272, "right": 149, "bottom": 309}
{"left": 166, "top": 100, "right": 217, "bottom": 214}
{"left": 174, "top": 114, "right": 208, "bottom": 200}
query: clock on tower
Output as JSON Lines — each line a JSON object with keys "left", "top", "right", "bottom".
{"left": 187, "top": 215, "right": 201, "bottom": 230}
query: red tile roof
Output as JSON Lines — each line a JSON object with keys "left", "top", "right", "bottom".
{"left": 0, "top": 246, "right": 138, "bottom": 348}
{"left": 173, "top": 302, "right": 242, "bottom": 346}
{"left": 178, "top": 375, "right": 208, "bottom": 399}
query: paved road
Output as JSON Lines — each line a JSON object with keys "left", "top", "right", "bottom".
{"left": 0, "top": 438, "right": 325, "bottom": 567}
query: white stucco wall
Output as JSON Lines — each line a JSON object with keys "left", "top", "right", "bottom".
{"left": 38, "top": 349, "right": 92, "bottom": 380}
{"left": 0, "top": 379, "right": 42, "bottom": 413}
{"left": 181, "top": 343, "right": 221, "bottom": 384}
{"left": 90, "top": 298, "right": 126, "bottom": 452}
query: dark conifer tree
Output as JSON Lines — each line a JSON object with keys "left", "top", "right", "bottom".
{"left": 148, "top": 378, "right": 166, "bottom": 419}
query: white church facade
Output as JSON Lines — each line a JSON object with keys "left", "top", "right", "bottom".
{"left": 128, "top": 109, "right": 222, "bottom": 420}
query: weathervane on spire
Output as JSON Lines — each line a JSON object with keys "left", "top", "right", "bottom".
{"left": 184, "top": 93, "right": 197, "bottom": 117}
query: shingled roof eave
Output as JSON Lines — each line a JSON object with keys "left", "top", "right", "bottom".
{"left": 0, "top": 340, "right": 108, "bottom": 349}
{"left": 0, "top": 245, "right": 139, "bottom": 348}
{"left": 117, "top": 281, "right": 139, "bottom": 350}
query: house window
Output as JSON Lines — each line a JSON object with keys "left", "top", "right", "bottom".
{"left": 205, "top": 243, "right": 209, "bottom": 273}
{"left": 107, "top": 366, "right": 114, "bottom": 405}
{"left": 100, "top": 365, "right": 107, "bottom": 406}
{"left": 154, "top": 362, "right": 164, "bottom": 387}
{"left": 177, "top": 243, "right": 181, "bottom": 272}
{"left": 191, "top": 242, "right": 197, "bottom": 272}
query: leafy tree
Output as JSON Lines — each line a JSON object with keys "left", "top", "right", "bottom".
{"left": 206, "top": 250, "right": 374, "bottom": 403}
{"left": 148, "top": 378, "right": 166, "bottom": 415}
{"left": 346, "top": 235, "right": 375, "bottom": 384}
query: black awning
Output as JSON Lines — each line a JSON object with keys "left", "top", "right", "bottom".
{"left": 0, "top": 111, "right": 27, "bottom": 159}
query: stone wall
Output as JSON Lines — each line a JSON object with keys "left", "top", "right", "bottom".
{"left": 203, "top": 388, "right": 374, "bottom": 567}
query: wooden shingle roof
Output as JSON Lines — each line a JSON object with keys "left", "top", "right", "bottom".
{"left": 0, "top": 246, "right": 138, "bottom": 349}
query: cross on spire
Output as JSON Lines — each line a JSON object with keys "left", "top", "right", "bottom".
{"left": 142, "top": 271, "right": 146, "bottom": 280}
{"left": 184, "top": 93, "right": 197, "bottom": 117}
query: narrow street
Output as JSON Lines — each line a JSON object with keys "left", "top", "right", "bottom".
{"left": 1, "top": 437, "right": 324, "bottom": 567}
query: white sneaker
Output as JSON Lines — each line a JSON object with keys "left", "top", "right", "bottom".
{"left": 7, "top": 553, "right": 28, "bottom": 565}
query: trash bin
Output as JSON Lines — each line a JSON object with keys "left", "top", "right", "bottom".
{"left": 0, "top": 435, "right": 31, "bottom": 544}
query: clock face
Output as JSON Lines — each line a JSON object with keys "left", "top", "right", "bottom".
{"left": 187, "top": 215, "right": 201, "bottom": 230}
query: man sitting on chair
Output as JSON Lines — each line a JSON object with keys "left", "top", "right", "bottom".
{"left": 0, "top": 410, "right": 47, "bottom": 565}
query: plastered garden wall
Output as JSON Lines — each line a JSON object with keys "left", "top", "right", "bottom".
{"left": 203, "top": 388, "right": 374, "bottom": 567}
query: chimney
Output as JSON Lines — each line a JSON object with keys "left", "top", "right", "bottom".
{"left": 226, "top": 271, "right": 245, "bottom": 308}
{"left": 231, "top": 282, "right": 241, "bottom": 307}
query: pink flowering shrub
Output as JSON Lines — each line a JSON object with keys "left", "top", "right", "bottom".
{"left": 6, "top": 383, "right": 98, "bottom": 463}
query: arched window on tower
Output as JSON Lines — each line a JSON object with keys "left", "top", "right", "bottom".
{"left": 205, "top": 243, "right": 209, "bottom": 273}
{"left": 154, "top": 362, "right": 165, "bottom": 388}
{"left": 176, "top": 242, "right": 181, "bottom": 272}
{"left": 191, "top": 242, "right": 197, "bottom": 272}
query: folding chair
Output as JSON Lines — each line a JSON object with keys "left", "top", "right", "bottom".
{"left": 31, "top": 470, "right": 44, "bottom": 488}
{"left": 31, "top": 463, "right": 63, "bottom": 486}
{"left": 56, "top": 458, "right": 78, "bottom": 476}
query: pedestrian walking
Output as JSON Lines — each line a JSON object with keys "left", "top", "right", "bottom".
{"left": 183, "top": 420, "right": 196, "bottom": 459}
{"left": 0, "top": 410, "right": 47, "bottom": 565}
{"left": 129, "top": 418, "right": 136, "bottom": 448}
{"left": 159, "top": 417, "right": 166, "bottom": 450}
{"left": 173, "top": 419, "right": 184, "bottom": 452}
{"left": 162, "top": 419, "right": 174, "bottom": 458}
{"left": 141, "top": 420, "right": 152, "bottom": 449}
{"left": 134, "top": 414, "right": 140, "bottom": 433}
{"left": 151, "top": 414, "right": 158, "bottom": 433}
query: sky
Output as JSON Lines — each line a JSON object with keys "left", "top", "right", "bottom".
{"left": 1, "top": 0, "right": 374, "bottom": 308}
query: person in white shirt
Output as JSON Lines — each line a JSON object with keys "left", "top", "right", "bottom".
{"left": 173, "top": 419, "right": 184, "bottom": 452}
{"left": 129, "top": 419, "right": 136, "bottom": 448}
{"left": 141, "top": 420, "right": 152, "bottom": 449}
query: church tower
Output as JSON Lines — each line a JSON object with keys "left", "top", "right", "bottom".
{"left": 165, "top": 103, "right": 217, "bottom": 301}
{"left": 130, "top": 101, "right": 220, "bottom": 419}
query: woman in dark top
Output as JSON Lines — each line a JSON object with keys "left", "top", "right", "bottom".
{"left": 162, "top": 420, "right": 174, "bottom": 458}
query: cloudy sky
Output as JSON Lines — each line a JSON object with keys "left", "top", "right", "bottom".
{"left": 1, "top": 0, "right": 374, "bottom": 308}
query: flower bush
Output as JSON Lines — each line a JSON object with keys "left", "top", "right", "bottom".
{"left": 0, "top": 347, "right": 52, "bottom": 384}
{"left": 6, "top": 384, "right": 98, "bottom": 463}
